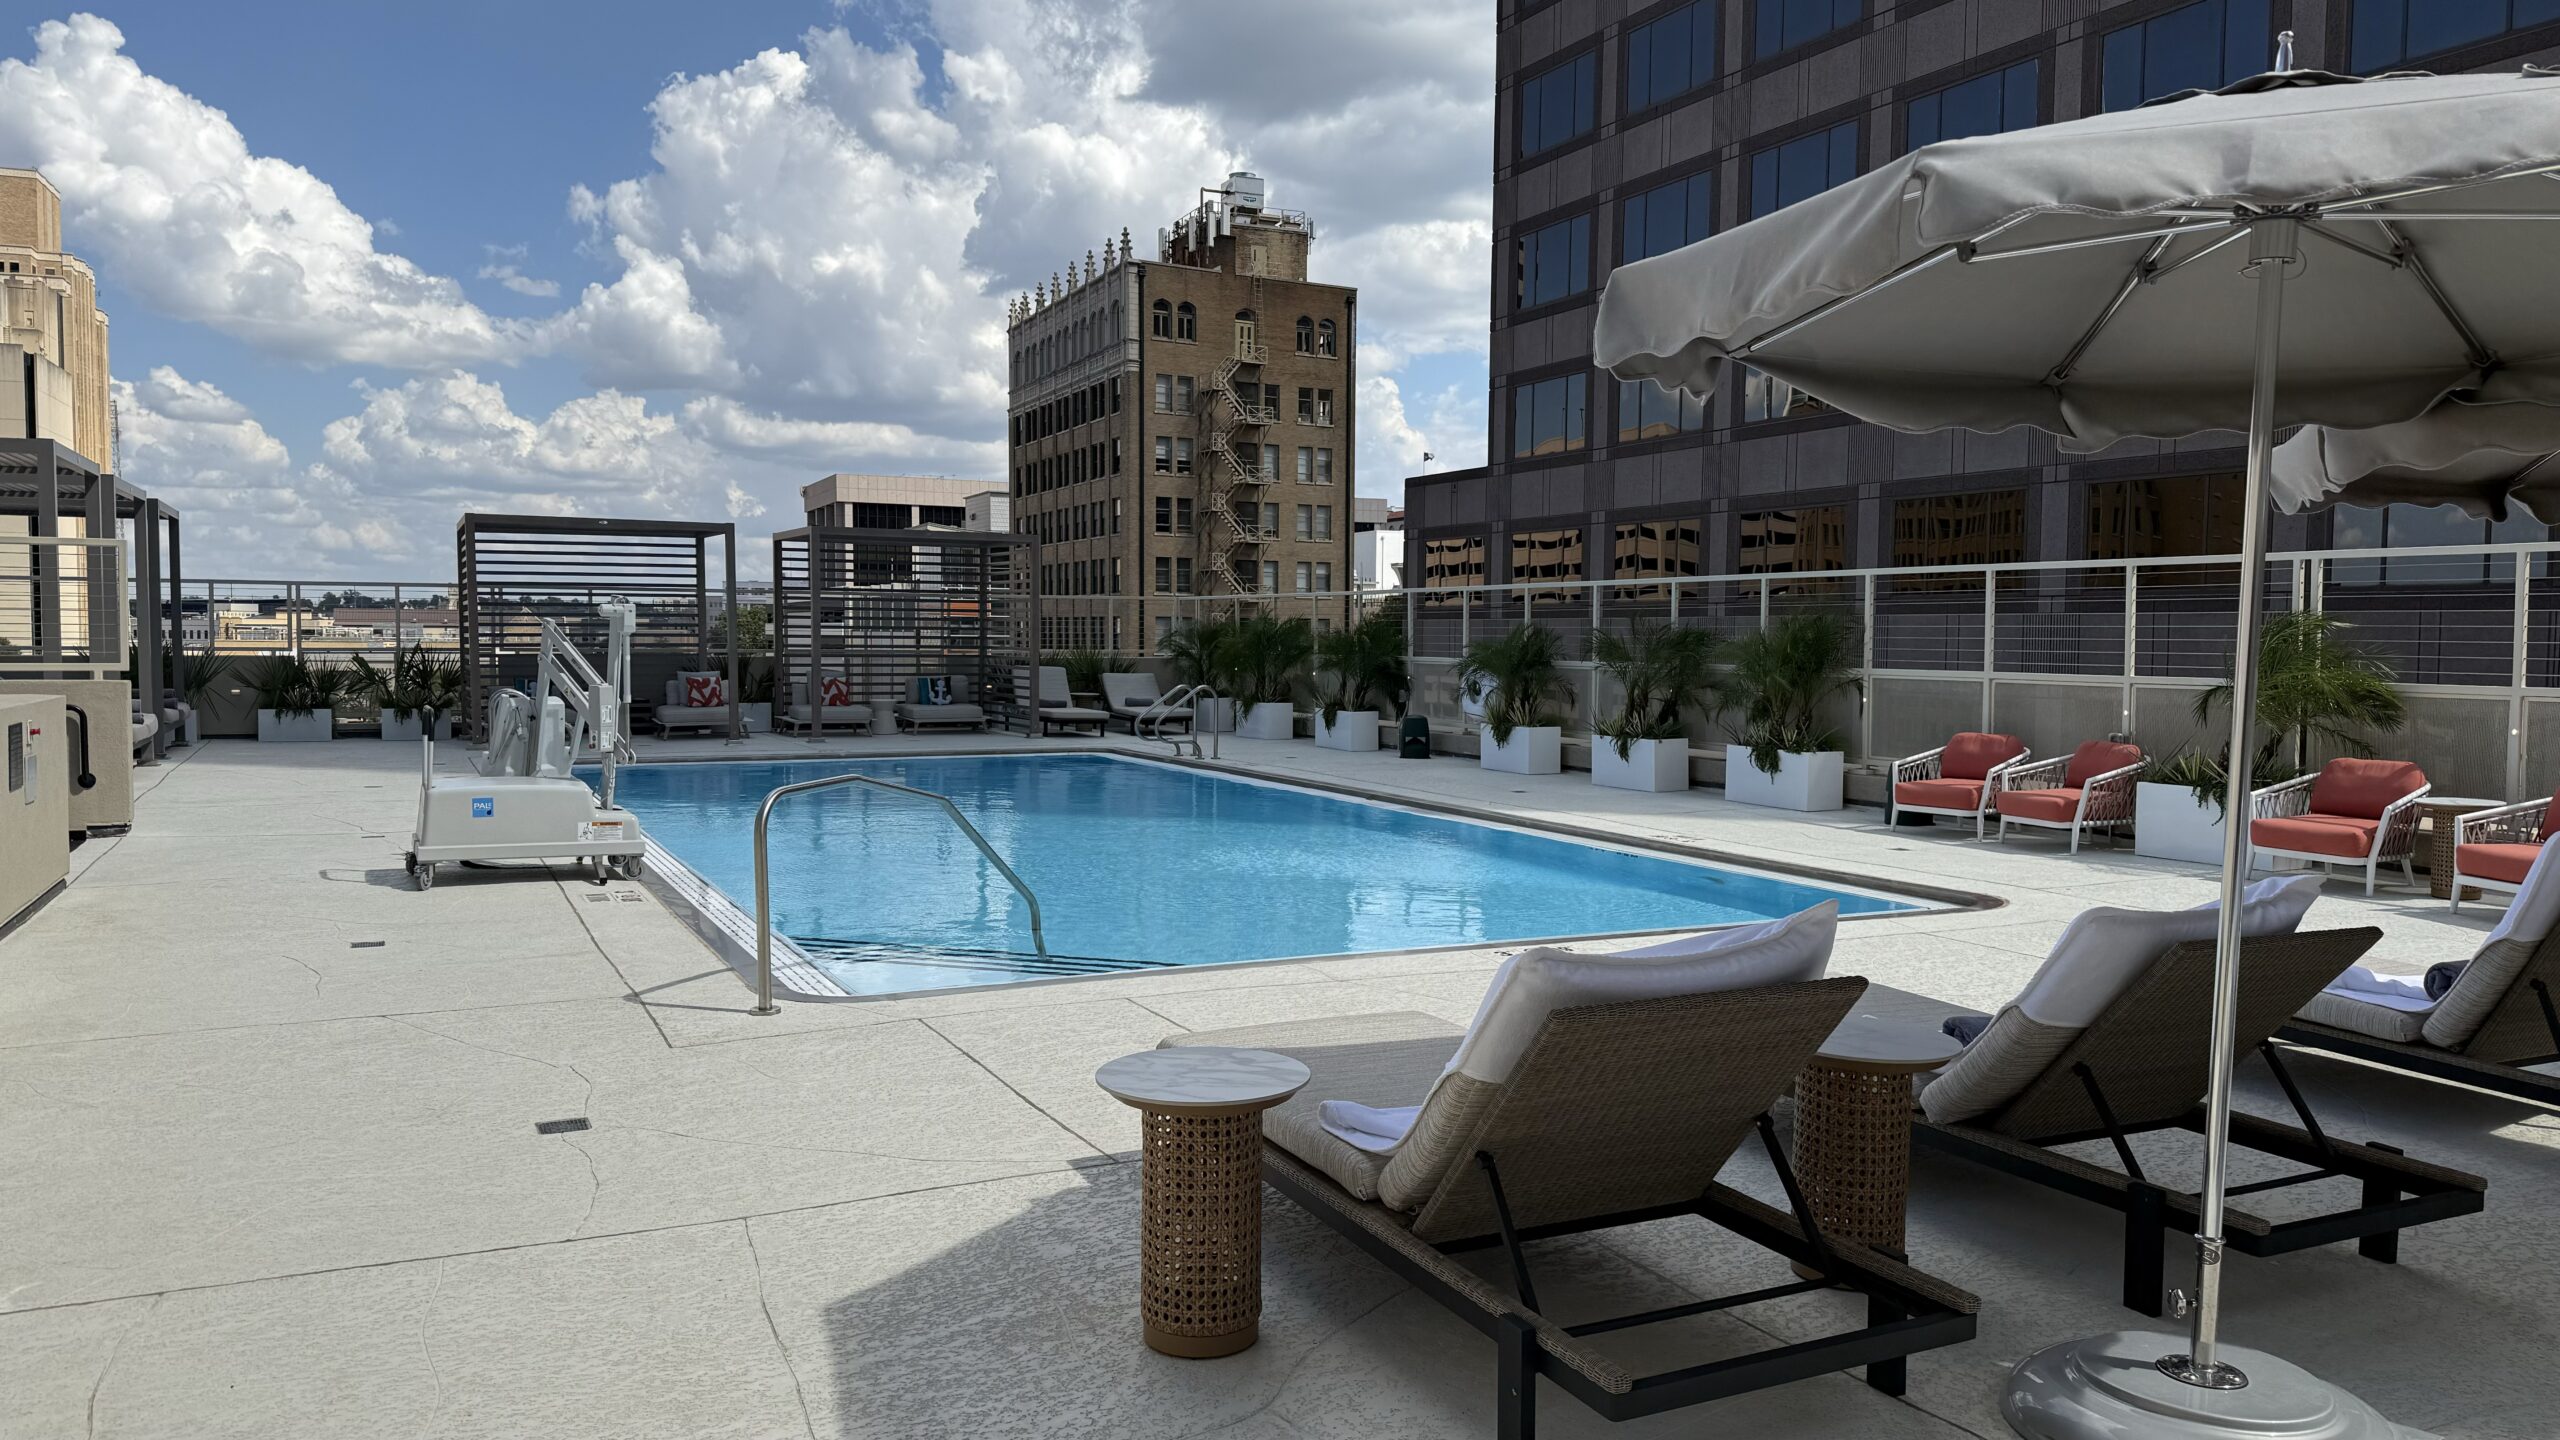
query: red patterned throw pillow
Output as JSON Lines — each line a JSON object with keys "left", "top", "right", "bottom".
{"left": 819, "top": 676, "right": 857, "bottom": 708}
{"left": 682, "top": 673, "right": 725, "bottom": 708}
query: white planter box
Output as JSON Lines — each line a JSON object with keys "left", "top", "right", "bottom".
{"left": 1482, "top": 726, "right": 1563, "bottom": 775}
{"left": 1194, "top": 697, "right": 1239, "bottom": 733}
{"left": 1722, "top": 746, "right": 1844, "bottom": 811}
{"left": 1315, "top": 710, "right": 1380, "bottom": 752}
{"left": 740, "top": 702, "right": 773, "bottom": 734}
{"left": 258, "top": 708, "right": 335, "bottom": 743}
{"left": 2135, "top": 782, "right": 2231, "bottom": 864}
{"left": 1592, "top": 737, "right": 1691, "bottom": 792}
{"left": 1238, "top": 702, "right": 1296, "bottom": 741}
{"left": 378, "top": 710, "right": 454, "bottom": 742}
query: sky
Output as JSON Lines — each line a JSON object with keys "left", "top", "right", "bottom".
{"left": 0, "top": 2, "right": 1493, "bottom": 578}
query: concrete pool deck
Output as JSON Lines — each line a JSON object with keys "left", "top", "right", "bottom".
{"left": 1, "top": 734, "right": 2554, "bottom": 1438}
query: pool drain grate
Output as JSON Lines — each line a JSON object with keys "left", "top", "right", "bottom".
{"left": 534, "top": 1118, "right": 592, "bottom": 1135}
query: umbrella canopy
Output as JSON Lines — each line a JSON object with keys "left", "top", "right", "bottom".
{"left": 1595, "top": 70, "right": 2560, "bottom": 448}
{"left": 2273, "top": 398, "right": 2560, "bottom": 519}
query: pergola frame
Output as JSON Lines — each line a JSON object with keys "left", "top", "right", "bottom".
{"left": 771, "top": 525, "right": 1037, "bottom": 734}
{"left": 0, "top": 440, "right": 179, "bottom": 755}
{"left": 456, "top": 514, "right": 740, "bottom": 744}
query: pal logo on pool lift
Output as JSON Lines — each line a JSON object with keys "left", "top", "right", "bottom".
{"left": 471, "top": 797, "right": 494, "bottom": 818}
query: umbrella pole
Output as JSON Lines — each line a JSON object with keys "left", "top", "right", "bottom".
{"left": 2163, "top": 213, "right": 2302, "bottom": 1392}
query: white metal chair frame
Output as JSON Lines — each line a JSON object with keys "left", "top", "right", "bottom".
{"left": 1889, "top": 743, "right": 2035, "bottom": 840}
{"left": 1993, "top": 756, "right": 2145, "bottom": 854}
{"left": 2450, "top": 798, "right": 2547, "bottom": 911}
{"left": 2245, "top": 773, "right": 2431, "bottom": 897}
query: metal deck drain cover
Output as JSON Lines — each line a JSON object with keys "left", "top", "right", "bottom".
{"left": 534, "top": 1118, "right": 591, "bottom": 1135}
{"left": 350, "top": 941, "right": 385, "bottom": 949}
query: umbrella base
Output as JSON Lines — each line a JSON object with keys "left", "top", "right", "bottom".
{"left": 2003, "top": 1331, "right": 2426, "bottom": 1440}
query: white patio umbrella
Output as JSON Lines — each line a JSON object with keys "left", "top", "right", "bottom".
{"left": 1596, "top": 47, "right": 2560, "bottom": 1440}
{"left": 2274, "top": 396, "right": 2560, "bottom": 519}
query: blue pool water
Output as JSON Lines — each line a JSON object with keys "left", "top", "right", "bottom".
{"left": 609, "top": 754, "right": 1925, "bottom": 994}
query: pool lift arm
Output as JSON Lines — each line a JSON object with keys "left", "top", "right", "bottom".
{"left": 406, "top": 600, "right": 647, "bottom": 890}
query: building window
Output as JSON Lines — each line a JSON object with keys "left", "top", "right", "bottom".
{"left": 1176, "top": 302, "right": 1197, "bottom": 341}
{"left": 1175, "top": 438, "right": 1195, "bottom": 474}
{"left": 1261, "top": 501, "right": 1281, "bottom": 535}
{"left": 2328, "top": 501, "right": 2546, "bottom": 586}
{"left": 1750, "top": 120, "right": 1860, "bottom": 219}
{"left": 1297, "top": 388, "right": 1315, "bottom": 423}
{"left": 1295, "top": 561, "right": 1313, "bottom": 593}
{"left": 1511, "top": 373, "right": 1590, "bottom": 458}
{"left": 1621, "top": 173, "right": 1713, "bottom": 266}
{"left": 1518, "top": 51, "right": 1598, "bottom": 158}
{"left": 1627, "top": 1, "right": 1718, "bottom": 113}
{"left": 1315, "top": 449, "right": 1334, "bottom": 485}
{"left": 1154, "top": 374, "right": 1172, "bottom": 411}
{"left": 1317, "top": 319, "right": 1337, "bottom": 357}
{"left": 2102, "top": 0, "right": 2270, "bottom": 112}
{"left": 1315, "top": 562, "right": 1333, "bottom": 591}
{"left": 2084, "top": 475, "right": 2243, "bottom": 565}
{"left": 1296, "top": 446, "right": 1314, "bottom": 483}
{"left": 1150, "top": 299, "right": 1172, "bottom": 337}
{"left": 1260, "top": 442, "right": 1279, "bottom": 481}
{"left": 1905, "top": 59, "right": 2040, "bottom": 152}
{"left": 1754, "top": 0, "right": 1861, "bottom": 59}
{"left": 1617, "top": 377, "right": 1708, "bottom": 441}
{"left": 1177, "top": 376, "right": 1195, "bottom": 413}
{"left": 1111, "top": 439, "right": 1122, "bottom": 474}
{"left": 1738, "top": 506, "right": 1847, "bottom": 576}
{"left": 1296, "top": 504, "right": 1315, "bottom": 540}
{"left": 1741, "top": 366, "right": 1833, "bottom": 423}
{"left": 1153, "top": 437, "right": 1173, "bottom": 473}
{"left": 1894, "top": 490, "right": 2027, "bottom": 569}
{"left": 1510, "top": 528, "right": 1587, "bottom": 583}
{"left": 1422, "top": 535, "right": 1487, "bottom": 587}
{"left": 1155, "top": 496, "right": 1173, "bottom": 534}
{"left": 1315, "top": 505, "right": 1334, "bottom": 540}
{"left": 2353, "top": 0, "right": 2558, "bottom": 69}
{"left": 1262, "top": 560, "right": 1281, "bottom": 593}
{"left": 1176, "top": 557, "right": 1193, "bottom": 593}
{"left": 1612, "top": 519, "right": 1703, "bottom": 597}
{"left": 1295, "top": 315, "right": 1315, "bottom": 353}
{"left": 1155, "top": 556, "right": 1174, "bottom": 593}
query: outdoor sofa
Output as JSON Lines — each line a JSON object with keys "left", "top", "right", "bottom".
{"left": 892, "top": 675, "right": 987, "bottom": 732}
{"left": 1162, "top": 902, "right": 1978, "bottom": 1436}
{"left": 654, "top": 672, "right": 736, "bottom": 738}
{"left": 1907, "top": 876, "right": 2484, "bottom": 1315}
{"left": 778, "top": 677, "right": 873, "bottom": 736}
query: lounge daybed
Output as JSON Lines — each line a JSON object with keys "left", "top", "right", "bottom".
{"left": 2248, "top": 756, "right": 2430, "bottom": 895}
{"left": 1162, "top": 903, "right": 1978, "bottom": 1435}
{"left": 2450, "top": 784, "right": 2559, "bottom": 909}
{"left": 1890, "top": 731, "right": 2029, "bottom": 839}
{"left": 655, "top": 672, "right": 736, "bottom": 738}
{"left": 1992, "top": 739, "right": 2143, "bottom": 852}
{"left": 1101, "top": 672, "right": 1190, "bottom": 734}
{"left": 1034, "top": 666, "right": 1108, "bottom": 736}
{"left": 893, "top": 674, "right": 987, "bottom": 733}
{"left": 2284, "top": 837, "right": 2560, "bottom": 1106}
{"left": 778, "top": 677, "right": 873, "bottom": 736}
{"left": 1908, "top": 877, "right": 2484, "bottom": 1315}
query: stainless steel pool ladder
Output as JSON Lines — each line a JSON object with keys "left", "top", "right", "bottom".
{"left": 750, "top": 772, "right": 1048, "bottom": 1016}
{"left": 1138, "top": 683, "right": 1219, "bottom": 760}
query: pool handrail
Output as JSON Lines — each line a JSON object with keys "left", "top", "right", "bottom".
{"left": 750, "top": 772, "right": 1049, "bottom": 1015}
{"left": 1140, "top": 682, "right": 1219, "bottom": 760}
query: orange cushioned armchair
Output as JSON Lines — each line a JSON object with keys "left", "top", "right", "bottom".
{"left": 2247, "top": 757, "right": 2430, "bottom": 896}
{"left": 1994, "top": 740, "right": 2145, "bottom": 853}
{"left": 1890, "top": 732, "right": 2031, "bottom": 839}
{"left": 2449, "top": 785, "right": 2559, "bottom": 910}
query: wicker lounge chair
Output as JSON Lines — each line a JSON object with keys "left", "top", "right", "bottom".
{"left": 1912, "top": 923, "right": 2484, "bottom": 1316}
{"left": 1889, "top": 732, "right": 2030, "bottom": 839}
{"left": 1162, "top": 909, "right": 1978, "bottom": 1436}
{"left": 2449, "top": 785, "right": 2558, "bottom": 910}
{"left": 1992, "top": 739, "right": 2143, "bottom": 853}
{"left": 1034, "top": 666, "right": 1108, "bottom": 736}
{"left": 2283, "top": 839, "right": 2560, "bottom": 1105}
{"left": 2248, "top": 757, "right": 2430, "bottom": 895}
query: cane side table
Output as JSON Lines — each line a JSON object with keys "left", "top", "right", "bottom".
{"left": 2420, "top": 797, "right": 2499, "bottom": 902}
{"left": 1791, "top": 1013, "right": 1964, "bottom": 1275}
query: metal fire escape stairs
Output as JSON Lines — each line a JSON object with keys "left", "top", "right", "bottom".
{"left": 1201, "top": 278, "right": 1273, "bottom": 599}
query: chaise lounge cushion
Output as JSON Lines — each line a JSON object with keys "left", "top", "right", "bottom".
{"left": 1896, "top": 778, "right": 1991, "bottom": 812}
{"left": 1160, "top": 1011, "right": 1461, "bottom": 1200}
{"left": 2456, "top": 842, "right": 2541, "bottom": 886}
{"left": 1920, "top": 875, "right": 2324, "bottom": 1124}
{"left": 1371, "top": 902, "right": 1839, "bottom": 1211}
{"left": 2252, "top": 814, "right": 2383, "bottom": 858}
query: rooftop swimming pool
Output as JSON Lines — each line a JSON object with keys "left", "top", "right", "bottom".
{"left": 609, "top": 753, "right": 1936, "bottom": 995}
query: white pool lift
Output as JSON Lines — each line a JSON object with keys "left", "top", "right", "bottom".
{"left": 407, "top": 600, "right": 646, "bottom": 890}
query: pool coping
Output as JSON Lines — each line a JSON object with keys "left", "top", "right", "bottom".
{"left": 618, "top": 744, "right": 2005, "bottom": 1005}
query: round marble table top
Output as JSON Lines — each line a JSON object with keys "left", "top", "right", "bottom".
{"left": 1817, "top": 1013, "right": 1965, "bottom": 1073}
{"left": 1096, "top": 1047, "right": 1312, "bottom": 1114}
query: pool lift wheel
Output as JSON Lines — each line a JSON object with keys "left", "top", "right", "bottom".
{"left": 406, "top": 600, "right": 648, "bottom": 891}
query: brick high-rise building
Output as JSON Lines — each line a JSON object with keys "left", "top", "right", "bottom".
{"left": 1409, "top": 2, "right": 2560, "bottom": 598}
{"left": 0, "top": 167, "right": 112, "bottom": 471}
{"left": 1006, "top": 173, "right": 1357, "bottom": 654}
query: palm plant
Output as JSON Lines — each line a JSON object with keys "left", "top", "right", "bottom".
{"left": 1714, "top": 611, "right": 1861, "bottom": 777}
{"left": 2196, "top": 610, "right": 2406, "bottom": 775}
{"left": 1160, "top": 618, "right": 1242, "bottom": 692}
{"left": 1228, "top": 613, "right": 1315, "bottom": 706}
{"left": 1313, "top": 611, "right": 1410, "bottom": 725}
{"left": 1051, "top": 648, "right": 1110, "bottom": 697}
{"left": 1588, "top": 621, "right": 1720, "bottom": 761}
{"left": 247, "top": 654, "right": 347, "bottom": 719}
{"left": 1457, "top": 622, "right": 1573, "bottom": 745}
{"left": 351, "top": 646, "right": 461, "bottom": 721}
{"left": 178, "top": 652, "right": 235, "bottom": 710}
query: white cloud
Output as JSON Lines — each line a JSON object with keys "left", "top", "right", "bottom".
{"left": 476, "top": 246, "right": 561, "bottom": 299}
{"left": 112, "top": 367, "right": 392, "bottom": 561}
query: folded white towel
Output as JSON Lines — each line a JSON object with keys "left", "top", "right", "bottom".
{"left": 1318, "top": 1101, "right": 1421, "bottom": 1154}
{"left": 2321, "top": 966, "right": 2440, "bottom": 1013}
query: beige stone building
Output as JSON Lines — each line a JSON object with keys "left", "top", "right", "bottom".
{"left": 1005, "top": 173, "right": 1356, "bottom": 654}
{"left": 800, "top": 473, "right": 994, "bottom": 530}
{"left": 0, "top": 168, "right": 111, "bottom": 471}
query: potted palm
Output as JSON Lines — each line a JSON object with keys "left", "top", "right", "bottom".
{"left": 1230, "top": 613, "right": 1312, "bottom": 740}
{"left": 250, "top": 654, "right": 345, "bottom": 742}
{"left": 1714, "top": 611, "right": 1860, "bottom": 810}
{"left": 2137, "top": 611, "right": 2405, "bottom": 862}
{"left": 1312, "top": 611, "right": 1408, "bottom": 751}
{"left": 1161, "top": 618, "right": 1242, "bottom": 732}
{"left": 736, "top": 658, "right": 776, "bottom": 733}
{"left": 1459, "top": 622, "right": 1572, "bottom": 774}
{"left": 354, "top": 646, "right": 461, "bottom": 741}
{"left": 1588, "top": 620, "right": 1718, "bottom": 792}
